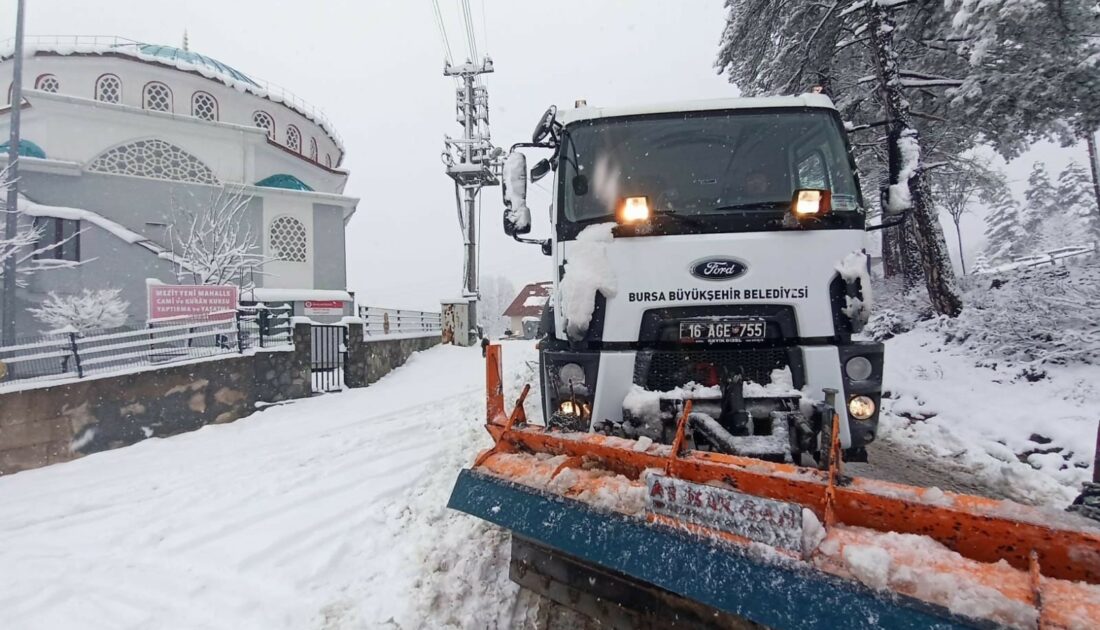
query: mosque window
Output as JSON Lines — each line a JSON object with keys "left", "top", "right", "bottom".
{"left": 285, "top": 125, "right": 301, "bottom": 153}
{"left": 87, "top": 139, "right": 219, "bottom": 185}
{"left": 252, "top": 110, "right": 275, "bottom": 140}
{"left": 35, "top": 74, "right": 60, "bottom": 93}
{"left": 95, "top": 74, "right": 122, "bottom": 103}
{"left": 143, "top": 82, "right": 173, "bottom": 112}
{"left": 269, "top": 216, "right": 308, "bottom": 262}
{"left": 309, "top": 137, "right": 318, "bottom": 161}
{"left": 191, "top": 91, "right": 218, "bottom": 121}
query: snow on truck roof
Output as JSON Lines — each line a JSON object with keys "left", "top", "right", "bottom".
{"left": 557, "top": 93, "right": 838, "bottom": 125}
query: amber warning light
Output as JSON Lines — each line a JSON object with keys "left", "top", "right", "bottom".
{"left": 792, "top": 189, "right": 832, "bottom": 217}
{"left": 618, "top": 196, "right": 651, "bottom": 223}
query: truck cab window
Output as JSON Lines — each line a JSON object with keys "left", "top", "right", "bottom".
{"left": 559, "top": 110, "right": 862, "bottom": 228}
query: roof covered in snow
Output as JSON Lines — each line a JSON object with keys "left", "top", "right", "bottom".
{"left": 0, "top": 36, "right": 344, "bottom": 156}
{"left": 557, "top": 94, "right": 838, "bottom": 125}
{"left": 503, "top": 281, "right": 552, "bottom": 318}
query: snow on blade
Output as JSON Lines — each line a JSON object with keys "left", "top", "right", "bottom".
{"left": 558, "top": 223, "right": 618, "bottom": 339}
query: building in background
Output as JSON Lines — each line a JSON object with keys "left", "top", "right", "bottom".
{"left": 0, "top": 36, "right": 358, "bottom": 337}
{"left": 502, "top": 281, "right": 551, "bottom": 339}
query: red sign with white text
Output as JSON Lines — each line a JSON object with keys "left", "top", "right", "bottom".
{"left": 148, "top": 285, "right": 238, "bottom": 321}
{"left": 304, "top": 300, "right": 345, "bottom": 316}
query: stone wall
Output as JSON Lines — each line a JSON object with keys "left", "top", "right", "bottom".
{"left": 344, "top": 324, "right": 441, "bottom": 388}
{"left": 0, "top": 322, "right": 441, "bottom": 476}
{"left": 0, "top": 324, "right": 311, "bottom": 475}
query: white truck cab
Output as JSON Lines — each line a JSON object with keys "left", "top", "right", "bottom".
{"left": 502, "top": 95, "right": 881, "bottom": 464}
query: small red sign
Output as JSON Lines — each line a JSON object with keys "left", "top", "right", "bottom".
{"left": 304, "top": 300, "right": 344, "bottom": 309}
{"left": 148, "top": 285, "right": 238, "bottom": 321}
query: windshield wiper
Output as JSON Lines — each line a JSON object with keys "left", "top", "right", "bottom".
{"left": 652, "top": 210, "right": 705, "bottom": 227}
{"left": 711, "top": 201, "right": 789, "bottom": 212}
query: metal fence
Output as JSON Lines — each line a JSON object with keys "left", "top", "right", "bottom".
{"left": 979, "top": 243, "right": 1097, "bottom": 274}
{"left": 357, "top": 307, "right": 442, "bottom": 337}
{"left": 0, "top": 305, "right": 293, "bottom": 389}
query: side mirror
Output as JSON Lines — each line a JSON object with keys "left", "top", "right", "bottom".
{"left": 532, "top": 105, "right": 558, "bottom": 144}
{"left": 502, "top": 151, "right": 532, "bottom": 236}
{"left": 530, "top": 158, "right": 552, "bottom": 183}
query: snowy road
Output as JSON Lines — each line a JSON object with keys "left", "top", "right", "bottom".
{"left": 1, "top": 333, "right": 1091, "bottom": 629}
{"left": 0, "top": 344, "right": 541, "bottom": 630}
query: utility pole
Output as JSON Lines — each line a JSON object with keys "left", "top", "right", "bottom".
{"left": 442, "top": 58, "right": 500, "bottom": 346}
{"left": 3, "top": 0, "right": 27, "bottom": 345}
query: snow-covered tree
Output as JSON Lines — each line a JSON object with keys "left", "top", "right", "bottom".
{"left": 971, "top": 253, "right": 990, "bottom": 274}
{"left": 943, "top": 0, "right": 1100, "bottom": 158}
{"left": 1056, "top": 161, "right": 1100, "bottom": 239}
{"left": 169, "top": 189, "right": 265, "bottom": 287}
{"left": 983, "top": 195, "right": 1026, "bottom": 264}
{"left": 29, "top": 288, "right": 129, "bottom": 335}
{"left": 0, "top": 166, "right": 83, "bottom": 286}
{"left": 1022, "top": 162, "right": 1059, "bottom": 252}
{"left": 932, "top": 160, "right": 1007, "bottom": 274}
{"left": 478, "top": 274, "right": 516, "bottom": 338}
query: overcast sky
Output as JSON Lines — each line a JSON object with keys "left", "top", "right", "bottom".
{"left": 2, "top": 1, "right": 1086, "bottom": 308}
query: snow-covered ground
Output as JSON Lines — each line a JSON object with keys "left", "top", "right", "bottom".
{"left": 0, "top": 342, "right": 542, "bottom": 630}
{"left": 876, "top": 327, "right": 1097, "bottom": 506}
{"left": 1, "top": 297, "right": 1094, "bottom": 628}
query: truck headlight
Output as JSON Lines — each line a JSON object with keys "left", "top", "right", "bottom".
{"left": 848, "top": 395, "right": 876, "bottom": 420}
{"left": 558, "top": 363, "right": 586, "bottom": 387}
{"left": 845, "top": 356, "right": 873, "bottom": 381}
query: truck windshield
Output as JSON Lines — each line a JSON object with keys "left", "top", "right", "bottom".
{"left": 560, "top": 109, "right": 862, "bottom": 223}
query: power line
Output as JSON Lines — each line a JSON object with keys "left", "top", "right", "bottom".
{"left": 430, "top": 0, "right": 454, "bottom": 66}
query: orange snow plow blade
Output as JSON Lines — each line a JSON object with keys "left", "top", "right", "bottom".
{"left": 452, "top": 345, "right": 1100, "bottom": 628}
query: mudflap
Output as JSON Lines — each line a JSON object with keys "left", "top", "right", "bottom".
{"left": 447, "top": 469, "right": 990, "bottom": 630}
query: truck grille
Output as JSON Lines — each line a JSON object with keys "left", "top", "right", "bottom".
{"left": 636, "top": 348, "right": 795, "bottom": 392}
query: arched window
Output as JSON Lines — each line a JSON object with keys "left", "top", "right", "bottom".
{"left": 87, "top": 139, "right": 219, "bottom": 185}
{"left": 252, "top": 111, "right": 275, "bottom": 140}
{"left": 269, "top": 216, "right": 307, "bottom": 262}
{"left": 285, "top": 125, "right": 301, "bottom": 153}
{"left": 35, "top": 74, "right": 60, "bottom": 93}
{"left": 143, "top": 82, "right": 173, "bottom": 112}
{"left": 95, "top": 74, "right": 122, "bottom": 103}
{"left": 324, "top": 154, "right": 332, "bottom": 168}
{"left": 309, "top": 137, "right": 318, "bottom": 161}
{"left": 191, "top": 91, "right": 218, "bottom": 121}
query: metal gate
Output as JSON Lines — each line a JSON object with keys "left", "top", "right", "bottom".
{"left": 311, "top": 325, "right": 346, "bottom": 393}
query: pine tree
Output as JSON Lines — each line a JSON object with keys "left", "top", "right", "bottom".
{"left": 1022, "top": 163, "right": 1058, "bottom": 253}
{"left": 983, "top": 197, "right": 1026, "bottom": 263}
{"left": 1056, "top": 161, "right": 1100, "bottom": 239}
{"left": 944, "top": 0, "right": 1100, "bottom": 157}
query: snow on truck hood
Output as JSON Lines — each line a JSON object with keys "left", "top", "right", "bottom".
{"left": 556, "top": 93, "right": 838, "bottom": 125}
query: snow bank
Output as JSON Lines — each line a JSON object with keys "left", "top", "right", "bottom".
{"left": 0, "top": 342, "right": 542, "bottom": 629}
{"left": 558, "top": 223, "right": 618, "bottom": 339}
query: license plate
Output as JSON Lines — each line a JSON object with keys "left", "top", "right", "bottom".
{"left": 679, "top": 318, "right": 766, "bottom": 344}
{"left": 645, "top": 473, "right": 804, "bottom": 552}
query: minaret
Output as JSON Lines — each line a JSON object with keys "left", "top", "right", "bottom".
{"left": 182, "top": 29, "right": 189, "bottom": 51}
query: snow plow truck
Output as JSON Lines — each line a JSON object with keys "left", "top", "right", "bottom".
{"left": 448, "top": 95, "right": 1100, "bottom": 629}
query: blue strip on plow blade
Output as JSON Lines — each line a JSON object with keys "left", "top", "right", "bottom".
{"left": 447, "top": 469, "right": 992, "bottom": 630}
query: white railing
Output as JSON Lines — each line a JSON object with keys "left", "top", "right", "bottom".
{"left": 979, "top": 242, "right": 1098, "bottom": 274}
{"left": 357, "top": 307, "right": 442, "bottom": 337}
{"left": 0, "top": 307, "right": 292, "bottom": 389}
{"left": 0, "top": 35, "right": 344, "bottom": 151}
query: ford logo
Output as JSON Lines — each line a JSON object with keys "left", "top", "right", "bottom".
{"left": 690, "top": 257, "right": 748, "bottom": 281}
